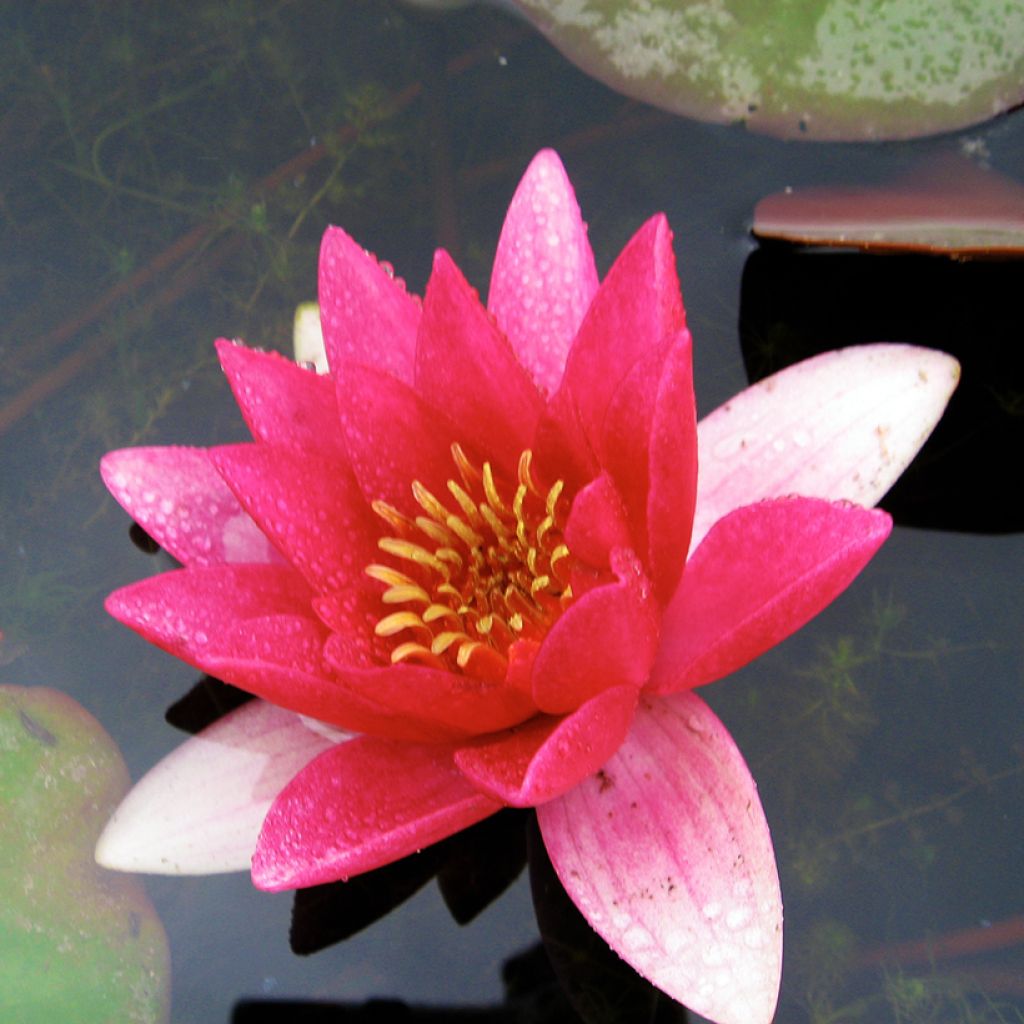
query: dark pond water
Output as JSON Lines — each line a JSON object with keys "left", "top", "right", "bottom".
{"left": 2, "top": 4, "right": 1022, "bottom": 1023}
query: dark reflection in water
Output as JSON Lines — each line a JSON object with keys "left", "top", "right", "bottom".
{"left": 740, "top": 249, "right": 1024, "bottom": 532}
{"left": 2, "top": 3, "right": 1023, "bottom": 1023}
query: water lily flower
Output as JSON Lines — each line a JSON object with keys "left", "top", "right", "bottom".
{"left": 96, "top": 150, "right": 958, "bottom": 1024}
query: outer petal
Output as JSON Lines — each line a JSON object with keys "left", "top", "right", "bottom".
{"left": 95, "top": 701, "right": 339, "bottom": 874}
{"left": 531, "top": 550, "right": 659, "bottom": 714}
{"left": 252, "top": 736, "right": 503, "bottom": 890}
{"left": 692, "top": 344, "right": 960, "bottom": 549}
{"left": 318, "top": 226, "right": 421, "bottom": 383}
{"left": 416, "top": 250, "right": 544, "bottom": 470}
{"left": 538, "top": 692, "right": 782, "bottom": 1024}
{"left": 210, "top": 443, "right": 379, "bottom": 594}
{"left": 101, "top": 447, "right": 277, "bottom": 567}
{"left": 107, "top": 574, "right": 450, "bottom": 739}
{"left": 649, "top": 497, "right": 891, "bottom": 694}
{"left": 215, "top": 339, "right": 346, "bottom": 459}
{"left": 488, "top": 149, "right": 599, "bottom": 396}
{"left": 454, "top": 683, "right": 637, "bottom": 807}
{"left": 105, "top": 565, "right": 315, "bottom": 667}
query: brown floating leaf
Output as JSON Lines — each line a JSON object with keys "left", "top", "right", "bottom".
{"left": 753, "top": 158, "right": 1024, "bottom": 257}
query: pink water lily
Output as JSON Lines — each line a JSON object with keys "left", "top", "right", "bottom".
{"left": 96, "top": 151, "right": 958, "bottom": 1024}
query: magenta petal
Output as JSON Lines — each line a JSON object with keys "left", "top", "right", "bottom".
{"left": 645, "top": 330, "right": 697, "bottom": 603}
{"left": 532, "top": 551, "right": 659, "bottom": 714}
{"left": 336, "top": 362, "right": 467, "bottom": 507}
{"left": 101, "top": 447, "right": 277, "bottom": 566}
{"left": 318, "top": 226, "right": 421, "bottom": 383}
{"left": 106, "top": 564, "right": 312, "bottom": 664}
{"left": 538, "top": 692, "right": 782, "bottom": 1024}
{"left": 598, "top": 328, "right": 697, "bottom": 601}
{"left": 252, "top": 736, "right": 503, "bottom": 890}
{"left": 552, "top": 214, "right": 685, "bottom": 466}
{"left": 210, "top": 443, "right": 379, "bottom": 594}
{"left": 564, "top": 472, "right": 633, "bottom": 569}
{"left": 215, "top": 339, "right": 346, "bottom": 459}
{"left": 454, "top": 683, "right": 637, "bottom": 807}
{"left": 488, "top": 149, "right": 599, "bottom": 396}
{"left": 598, "top": 339, "right": 664, "bottom": 559}
{"left": 416, "top": 250, "right": 543, "bottom": 469}
{"left": 203, "top": 656, "right": 456, "bottom": 742}
{"left": 649, "top": 497, "right": 891, "bottom": 694}
{"left": 323, "top": 635, "right": 536, "bottom": 736}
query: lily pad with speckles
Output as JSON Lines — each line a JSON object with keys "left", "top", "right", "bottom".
{"left": 507, "top": 0, "right": 1024, "bottom": 140}
{"left": 0, "top": 686, "right": 169, "bottom": 1023}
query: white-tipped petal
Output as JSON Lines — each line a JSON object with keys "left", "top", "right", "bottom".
{"left": 96, "top": 700, "right": 343, "bottom": 874}
{"left": 539, "top": 692, "right": 782, "bottom": 1024}
{"left": 693, "top": 344, "right": 959, "bottom": 549}
{"left": 293, "top": 301, "right": 329, "bottom": 373}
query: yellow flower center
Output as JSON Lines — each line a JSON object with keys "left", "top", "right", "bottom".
{"left": 366, "top": 444, "right": 573, "bottom": 678}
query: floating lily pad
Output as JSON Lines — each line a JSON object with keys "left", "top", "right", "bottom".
{"left": 753, "top": 159, "right": 1024, "bottom": 255}
{"left": 0, "top": 686, "right": 169, "bottom": 1024}
{"left": 506, "top": 0, "right": 1024, "bottom": 140}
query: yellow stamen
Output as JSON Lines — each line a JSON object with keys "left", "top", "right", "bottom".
{"left": 432, "top": 631, "right": 473, "bottom": 655}
{"left": 412, "top": 481, "right": 450, "bottom": 524}
{"left": 423, "top": 603, "right": 461, "bottom": 624}
{"left": 391, "top": 642, "right": 445, "bottom": 669}
{"left": 482, "top": 462, "right": 508, "bottom": 515}
{"left": 375, "top": 611, "right": 429, "bottom": 637}
{"left": 378, "top": 537, "right": 450, "bottom": 578}
{"left": 382, "top": 584, "right": 431, "bottom": 605}
{"left": 366, "top": 564, "right": 416, "bottom": 588}
{"left": 368, "top": 445, "right": 574, "bottom": 675}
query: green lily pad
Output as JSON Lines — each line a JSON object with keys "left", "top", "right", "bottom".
{"left": 0, "top": 686, "right": 169, "bottom": 1024}
{"left": 508, "top": 0, "right": 1024, "bottom": 140}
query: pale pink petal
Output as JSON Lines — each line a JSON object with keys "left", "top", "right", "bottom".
{"left": 95, "top": 701, "right": 340, "bottom": 874}
{"left": 101, "top": 447, "right": 278, "bottom": 566}
{"left": 531, "top": 550, "right": 659, "bottom": 714}
{"left": 538, "top": 692, "right": 782, "bottom": 1024}
{"left": 318, "top": 226, "right": 421, "bottom": 383}
{"left": 692, "top": 344, "right": 960, "bottom": 549}
{"left": 488, "top": 149, "right": 599, "bottom": 396}
{"left": 210, "top": 443, "right": 379, "bottom": 594}
{"left": 416, "top": 250, "right": 544, "bottom": 470}
{"left": 454, "top": 683, "right": 637, "bottom": 806}
{"left": 252, "top": 736, "right": 503, "bottom": 890}
{"left": 649, "top": 497, "right": 891, "bottom": 694}
{"left": 215, "top": 339, "right": 346, "bottom": 459}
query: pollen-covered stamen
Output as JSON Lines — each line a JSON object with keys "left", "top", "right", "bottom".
{"left": 366, "top": 445, "right": 574, "bottom": 677}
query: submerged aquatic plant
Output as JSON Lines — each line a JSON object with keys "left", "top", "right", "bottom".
{"left": 96, "top": 150, "right": 958, "bottom": 1024}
